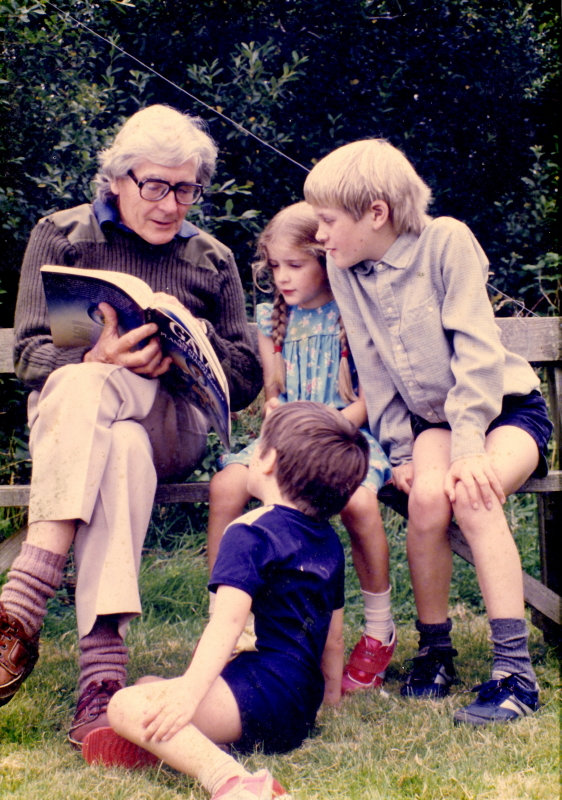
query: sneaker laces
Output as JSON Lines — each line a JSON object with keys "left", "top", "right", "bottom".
{"left": 405, "top": 647, "right": 458, "bottom": 682}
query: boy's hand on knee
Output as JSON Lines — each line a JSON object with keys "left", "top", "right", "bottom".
{"left": 392, "top": 462, "right": 414, "bottom": 494}
{"left": 141, "top": 677, "right": 196, "bottom": 743}
{"left": 444, "top": 455, "right": 505, "bottom": 511}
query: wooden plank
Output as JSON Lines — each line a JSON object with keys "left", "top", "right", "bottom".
{"left": 0, "top": 526, "right": 27, "bottom": 573}
{"left": 0, "top": 482, "right": 211, "bottom": 507}
{"left": 155, "top": 482, "right": 210, "bottom": 504}
{"left": 517, "top": 471, "right": 562, "bottom": 492}
{"left": 0, "top": 485, "right": 31, "bottom": 506}
{"left": 0, "top": 328, "right": 14, "bottom": 373}
{"left": 496, "top": 316, "right": 562, "bottom": 363}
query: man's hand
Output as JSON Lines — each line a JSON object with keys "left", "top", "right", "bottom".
{"left": 444, "top": 454, "right": 505, "bottom": 510}
{"left": 83, "top": 302, "right": 172, "bottom": 378}
{"left": 140, "top": 675, "right": 196, "bottom": 743}
{"left": 392, "top": 462, "right": 414, "bottom": 495}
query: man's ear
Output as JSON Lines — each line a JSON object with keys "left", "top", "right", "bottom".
{"left": 369, "top": 200, "right": 390, "bottom": 229}
{"left": 109, "top": 178, "right": 121, "bottom": 197}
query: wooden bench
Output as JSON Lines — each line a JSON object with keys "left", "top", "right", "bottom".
{"left": 1, "top": 319, "right": 561, "bottom": 641}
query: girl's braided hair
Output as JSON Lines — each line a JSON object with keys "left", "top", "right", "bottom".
{"left": 253, "top": 202, "right": 358, "bottom": 403}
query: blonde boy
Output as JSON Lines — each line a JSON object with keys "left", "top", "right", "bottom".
{"left": 304, "top": 139, "right": 553, "bottom": 725}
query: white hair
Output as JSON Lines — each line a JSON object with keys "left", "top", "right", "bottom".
{"left": 94, "top": 104, "right": 218, "bottom": 202}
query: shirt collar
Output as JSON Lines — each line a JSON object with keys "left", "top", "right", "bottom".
{"left": 92, "top": 199, "right": 200, "bottom": 241}
{"left": 353, "top": 231, "right": 419, "bottom": 275}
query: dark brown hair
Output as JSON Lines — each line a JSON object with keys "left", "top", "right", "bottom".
{"left": 260, "top": 401, "right": 369, "bottom": 520}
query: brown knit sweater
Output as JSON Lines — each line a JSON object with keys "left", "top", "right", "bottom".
{"left": 14, "top": 204, "right": 262, "bottom": 411}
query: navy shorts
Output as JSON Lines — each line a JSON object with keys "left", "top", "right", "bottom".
{"left": 410, "top": 391, "right": 553, "bottom": 479}
{"left": 221, "top": 650, "right": 322, "bottom": 755}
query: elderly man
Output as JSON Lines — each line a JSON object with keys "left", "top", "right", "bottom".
{"left": 0, "top": 105, "right": 261, "bottom": 747}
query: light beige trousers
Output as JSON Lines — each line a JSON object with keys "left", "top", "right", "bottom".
{"left": 27, "top": 363, "right": 207, "bottom": 638}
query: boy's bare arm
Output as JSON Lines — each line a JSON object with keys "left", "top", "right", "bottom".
{"left": 141, "top": 585, "right": 252, "bottom": 742}
{"left": 320, "top": 608, "right": 345, "bottom": 706}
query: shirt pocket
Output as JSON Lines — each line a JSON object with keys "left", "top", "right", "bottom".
{"left": 398, "top": 292, "right": 453, "bottom": 390}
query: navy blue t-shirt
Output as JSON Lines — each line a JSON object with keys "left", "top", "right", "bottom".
{"left": 210, "top": 504, "right": 345, "bottom": 693}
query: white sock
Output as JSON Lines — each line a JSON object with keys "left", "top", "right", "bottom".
{"left": 362, "top": 586, "right": 394, "bottom": 645}
{"left": 198, "top": 748, "right": 249, "bottom": 795}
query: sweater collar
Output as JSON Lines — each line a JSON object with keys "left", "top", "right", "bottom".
{"left": 93, "top": 199, "right": 200, "bottom": 241}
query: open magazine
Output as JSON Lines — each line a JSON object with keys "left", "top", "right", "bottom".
{"left": 40, "top": 264, "right": 231, "bottom": 450}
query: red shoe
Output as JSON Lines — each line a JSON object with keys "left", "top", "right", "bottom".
{"left": 212, "top": 768, "right": 291, "bottom": 799}
{"left": 342, "top": 627, "right": 396, "bottom": 695}
{"left": 82, "top": 726, "right": 160, "bottom": 769}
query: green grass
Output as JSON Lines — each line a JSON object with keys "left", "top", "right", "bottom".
{"left": 0, "top": 506, "right": 560, "bottom": 800}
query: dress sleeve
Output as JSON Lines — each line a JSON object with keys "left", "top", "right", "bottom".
{"left": 256, "top": 302, "right": 274, "bottom": 338}
{"left": 13, "top": 220, "right": 91, "bottom": 391}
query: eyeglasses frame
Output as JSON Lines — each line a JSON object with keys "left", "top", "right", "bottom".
{"left": 127, "top": 170, "right": 204, "bottom": 205}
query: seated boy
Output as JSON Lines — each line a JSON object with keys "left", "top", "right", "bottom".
{"left": 304, "top": 139, "right": 553, "bottom": 726}
{"left": 80, "top": 401, "right": 369, "bottom": 799}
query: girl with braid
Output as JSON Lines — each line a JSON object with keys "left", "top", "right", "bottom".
{"left": 207, "top": 202, "right": 396, "bottom": 699}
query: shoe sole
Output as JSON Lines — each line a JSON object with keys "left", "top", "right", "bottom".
{"left": 82, "top": 726, "right": 160, "bottom": 769}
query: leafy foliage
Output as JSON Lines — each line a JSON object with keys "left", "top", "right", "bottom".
{"left": 0, "top": 0, "right": 559, "bottom": 496}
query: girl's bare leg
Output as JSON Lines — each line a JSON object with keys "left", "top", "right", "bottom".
{"left": 340, "top": 486, "right": 389, "bottom": 594}
{"left": 207, "top": 464, "right": 252, "bottom": 572}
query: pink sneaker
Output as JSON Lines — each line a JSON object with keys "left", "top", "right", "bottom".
{"left": 82, "top": 726, "right": 160, "bottom": 769}
{"left": 212, "top": 768, "right": 292, "bottom": 799}
{"left": 342, "top": 627, "right": 396, "bottom": 695}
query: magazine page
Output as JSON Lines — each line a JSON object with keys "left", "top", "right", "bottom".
{"left": 41, "top": 265, "right": 152, "bottom": 347}
{"left": 159, "top": 303, "right": 229, "bottom": 397}
{"left": 152, "top": 306, "right": 231, "bottom": 450}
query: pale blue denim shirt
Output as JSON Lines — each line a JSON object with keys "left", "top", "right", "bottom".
{"left": 327, "top": 216, "right": 539, "bottom": 466}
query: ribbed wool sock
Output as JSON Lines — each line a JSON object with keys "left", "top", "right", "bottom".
{"left": 489, "top": 617, "right": 537, "bottom": 691}
{"left": 198, "top": 747, "right": 249, "bottom": 795}
{"left": 1, "top": 542, "right": 66, "bottom": 637}
{"left": 362, "top": 586, "right": 394, "bottom": 645}
{"left": 416, "top": 618, "right": 453, "bottom": 652}
{"left": 78, "top": 614, "right": 128, "bottom": 695}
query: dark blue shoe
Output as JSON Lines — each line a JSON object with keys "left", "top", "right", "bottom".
{"left": 400, "top": 646, "right": 458, "bottom": 698}
{"left": 453, "top": 674, "right": 539, "bottom": 726}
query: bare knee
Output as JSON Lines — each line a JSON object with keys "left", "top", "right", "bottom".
{"left": 408, "top": 484, "right": 451, "bottom": 536}
{"left": 209, "top": 465, "right": 249, "bottom": 510}
{"left": 341, "top": 486, "right": 381, "bottom": 527}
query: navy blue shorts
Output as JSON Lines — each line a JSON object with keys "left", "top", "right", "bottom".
{"left": 410, "top": 391, "right": 553, "bottom": 479}
{"left": 221, "top": 650, "right": 322, "bottom": 754}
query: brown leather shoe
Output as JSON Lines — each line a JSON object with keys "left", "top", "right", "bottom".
{"left": 68, "top": 679, "right": 123, "bottom": 749}
{"left": 0, "top": 602, "right": 40, "bottom": 707}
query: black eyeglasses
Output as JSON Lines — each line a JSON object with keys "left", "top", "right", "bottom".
{"left": 127, "top": 170, "right": 203, "bottom": 205}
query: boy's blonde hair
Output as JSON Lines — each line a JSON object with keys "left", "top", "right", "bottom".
{"left": 303, "top": 139, "right": 432, "bottom": 235}
{"left": 253, "top": 202, "right": 357, "bottom": 403}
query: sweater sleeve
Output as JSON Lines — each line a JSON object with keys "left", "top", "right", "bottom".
{"left": 13, "top": 219, "right": 91, "bottom": 391}
{"left": 197, "top": 248, "right": 262, "bottom": 411}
